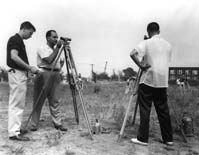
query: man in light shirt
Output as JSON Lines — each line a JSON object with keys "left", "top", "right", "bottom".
{"left": 130, "top": 22, "right": 173, "bottom": 146}
{"left": 30, "top": 30, "right": 67, "bottom": 131}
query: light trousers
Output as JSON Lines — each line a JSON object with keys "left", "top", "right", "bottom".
{"left": 8, "top": 70, "right": 27, "bottom": 137}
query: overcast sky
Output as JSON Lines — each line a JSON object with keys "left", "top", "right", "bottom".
{"left": 0, "top": 0, "right": 198, "bottom": 77}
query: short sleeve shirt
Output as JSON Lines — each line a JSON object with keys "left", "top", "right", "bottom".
{"left": 132, "top": 35, "right": 172, "bottom": 88}
{"left": 7, "top": 33, "right": 29, "bottom": 70}
{"left": 37, "top": 44, "right": 64, "bottom": 69}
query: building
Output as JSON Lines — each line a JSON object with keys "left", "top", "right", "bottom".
{"left": 169, "top": 67, "right": 199, "bottom": 85}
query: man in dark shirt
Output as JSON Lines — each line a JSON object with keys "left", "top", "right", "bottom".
{"left": 7, "top": 21, "right": 38, "bottom": 141}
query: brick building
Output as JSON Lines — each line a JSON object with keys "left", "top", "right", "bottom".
{"left": 169, "top": 67, "right": 199, "bottom": 85}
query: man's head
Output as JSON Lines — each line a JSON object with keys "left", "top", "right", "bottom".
{"left": 147, "top": 22, "right": 160, "bottom": 38}
{"left": 19, "top": 21, "right": 36, "bottom": 40}
{"left": 46, "top": 30, "right": 58, "bottom": 47}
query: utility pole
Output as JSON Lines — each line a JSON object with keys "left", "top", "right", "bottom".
{"left": 90, "top": 64, "right": 94, "bottom": 73}
{"left": 90, "top": 64, "right": 95, "bottom": 82}
{"left": 104, "top": 61, "right": 108, "bottom": 73}
{"left": 118, "top": 70, "right": 121, "bottom": 82}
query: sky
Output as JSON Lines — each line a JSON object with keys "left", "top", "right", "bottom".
{"left": 0, "top": 0, "right": 199, "bottom": 77}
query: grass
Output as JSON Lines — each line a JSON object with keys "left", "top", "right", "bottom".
{"left": 64, "top": 147, "right": 76, "bottom": 155}
{"left": 168, "top": 86, "right": 199, "bottom": 135}
{"left": 0, "top": 82, "right": 199, "bottom": 137}
{"left": 10, "top": 146, "right": 25, "bottom": 155}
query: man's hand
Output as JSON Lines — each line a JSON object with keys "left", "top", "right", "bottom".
{"left": 140, "top": 63, "right": 151, "bottom": 71}
{"left": 29, "top": 66, "right": 39, "bottom": 74}
{"left": 130, "top": 50, "right": 151, "bottom": 71}
{"left": 56, "top": 40, "right": 63, "bottom": 49}
{"left": 64, "top": 44, "right": 71, "bottom": 51}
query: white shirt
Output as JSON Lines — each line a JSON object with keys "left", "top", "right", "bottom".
{"left": 132, "top": 34, "right": 172, "bottom": 88}
{"left": 37, "top": 44, "right": 64, "bottom": 70}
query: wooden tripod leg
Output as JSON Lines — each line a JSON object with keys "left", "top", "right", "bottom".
{"left": 65, "top": 55, "right": 80, "bottom": 125}
{"left": 131, "top": 100, "right": 138, "bottom": 126}
{"left": 64, "top": 47, "right": 93, "bottom": 140}
{"left": 78, "top": 90, "right": 93, "bottom": 139}
{"left": 71, "top": 88, "right": 79, "bottom": 124}
{"left": 117, "top": 69, "right": 142, "bottom": 142}
{"left": 24, "top": 85, "right": 47, "bottom": 130}
{"left": 117, "top": 95, "right": 134, "bottom": 142}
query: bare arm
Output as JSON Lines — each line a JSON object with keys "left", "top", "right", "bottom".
{"left": 11, "top": 49, "right": 38, "bottom": 73}
{"left": 11, "top": 49, "right": 31, "bottom": 70}
{"left": 43, "top": 47, "right": 60, "bottom": 64}
{"left": 42, "top": 40, "right": 63, "bottom": 64}
{"left": 130, "top": 49, "right": 151, "bottom": 71}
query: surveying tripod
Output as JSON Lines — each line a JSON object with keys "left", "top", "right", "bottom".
{"left": 117, "top": 69, "right": 142, "bottom": 142}
{"left": 117, "top": 68, "right": 188, "bottom": 143}
{"left": 24, "top": 40, "right": 93, "bottom": 140}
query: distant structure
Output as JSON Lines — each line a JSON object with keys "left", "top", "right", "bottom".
{"left": 0, "top": 69, "right": 2, "bottom": 82}
{"left": 104, "top": 61, "right": 108, "bottom": 73}
{"left": 169, "top": 67, "right": 199, "bottom": 85}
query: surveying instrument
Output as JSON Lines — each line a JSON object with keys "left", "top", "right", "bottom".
{"left": 24, "top": 37, "right": 93, "bottom": 140}
{"left": 117, "top": 69, "right": 142, "bottom": 142}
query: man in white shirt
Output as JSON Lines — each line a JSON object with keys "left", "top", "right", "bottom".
{"left": 130, "top": 22, "right": 173, "bottom": 146}
{"left": 30, "top": 30, "right": 67, "bottom": 131}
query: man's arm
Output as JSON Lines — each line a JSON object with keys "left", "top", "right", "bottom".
{"left": 11, "top": 49, "right": 38, "bottom": 73}
{"left": 130, "top": 49, "right": 151, "bottom": 71}
{"left": 42, "top": 40, "right": 63, "bottom": 64}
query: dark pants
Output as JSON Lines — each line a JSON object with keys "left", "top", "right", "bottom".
{"left": 31, "top": 71, "right": 62, "bottom": 128}
{"left": 137, "top": 84, "right": 173, "bottom": 143}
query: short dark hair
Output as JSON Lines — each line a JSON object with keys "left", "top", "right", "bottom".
{"left": 20, "top": 21, "right": 36, "bottom": 32}
{"left": 46, "top": 30, "right": 57, "bottom": 39}
{"left": 147, "top": 22, "right": 159, "bottom": 33}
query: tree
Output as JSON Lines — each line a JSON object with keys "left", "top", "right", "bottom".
{"left": 122, "top": 67, "right": 137, "bottom": 80}
{"left": 110, "top": 69, "right": 118, "bottom": 81}
{"left": 96, "top": 72, "right": 110, "bottom": 80}
{"left": 0, "top": 68, "right": 8, "bottom": 82}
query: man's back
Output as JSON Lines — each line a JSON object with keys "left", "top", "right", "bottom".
{"left": 137, "top": 35, "right": 172, "bottom": 87}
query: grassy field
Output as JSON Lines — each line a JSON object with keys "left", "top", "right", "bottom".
{"left": 0, "top": 82, "right": 199, "bottom": 135}
{"left": 0, "top": 82, "right": 199, "bottom": 155}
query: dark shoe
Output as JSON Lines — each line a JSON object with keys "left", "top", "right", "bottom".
{"left": 9, "top": 135, "right": 30, "bottom": 141}
{"left": 30, "top": 127, "right": 38, "bottom": 131}
{"left": 54, "top": 125, "right": 68, "bottom": 131}
{"left": 20, "top": 129, "right": 28, "bottom": 135}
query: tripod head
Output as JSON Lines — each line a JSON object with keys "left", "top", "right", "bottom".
{"left": 60, "top": 37, "right": 72, "bottom": 46}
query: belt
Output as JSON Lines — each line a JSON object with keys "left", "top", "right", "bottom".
{"left": 39, "top": 67, "right": 60, "bottom": 72}
{"left": 8, "top": 68, "right": 16, "bottom": 73}
{"left": 8, "top": 68, "right": 27, "bottom": 73}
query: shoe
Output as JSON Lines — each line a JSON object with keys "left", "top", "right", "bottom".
{"left": 20, "top": 129, "right": 28, "bottom": 135}
{"left": 54, "top": 125, "right": 68, "bottom": 131}
{"left": 131, "top": 138, "right": 148, "bottom": 146}
{"left": 30, "top": 127, "right": 37, "bottom": 132}
{"left": 159, "top": 139, "right": 174, "bottom": 146}
{"left": 165, "top": 142, "right": 174, "bottom": 146}
{"left": 9, "top": 135, "right": 30, "bottom": 141}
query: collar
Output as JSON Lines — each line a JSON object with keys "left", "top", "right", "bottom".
{"left": 16, "top": 33, "right": 23, "bottom": 40}
{"left": 151, "top": 34, "right": 161, "bottom": 38}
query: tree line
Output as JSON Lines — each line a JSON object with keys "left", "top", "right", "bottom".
{"left": 0, "top": 67, "right": 137, "bottom": 83}
{"left": 91, "top": 67, "right": 137, "bottom": 82}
